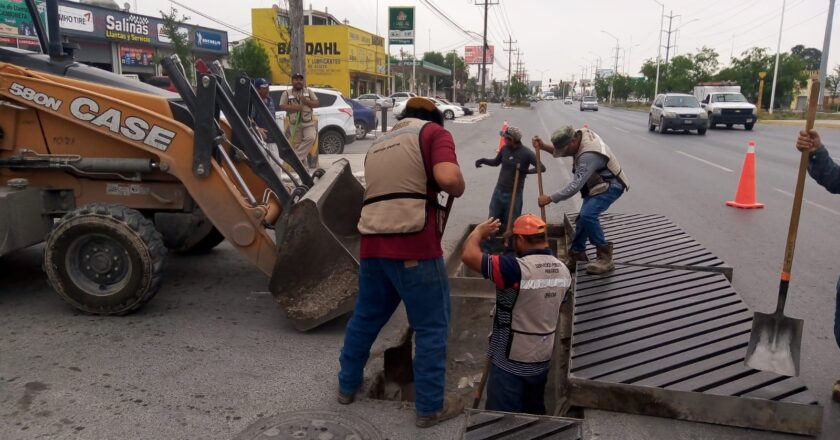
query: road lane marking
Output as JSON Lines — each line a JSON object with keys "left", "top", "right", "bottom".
{"left": 675, "top": 151, "right": 734, "bottom": 172}
{"left": 613, "top": 126, "right": 630, "bottom": 133}
{"left": 774, "top": 188, "right": 840, "bottom": 217}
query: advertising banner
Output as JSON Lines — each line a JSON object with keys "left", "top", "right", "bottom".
{"left": 119, "top": 44, "right": 154, "bottom": 66}
{"left": 388, "top": 6, "right": 413, "bottom": 45}
{"left": 194, "top": 30, "right": 222, "bottom": 51}
{"left": 464, "top": 45, "right": 494, "bottom": 64}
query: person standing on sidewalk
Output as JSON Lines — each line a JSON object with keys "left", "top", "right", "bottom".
{"left": 794, "top": 128, "right": 840, "bottom": 403}
{"left": 338, "top": 97, "right": 466, "bottom": 428}
{"left": 279, "top": 73, "right": 319, "bottom": 169}
{"left": 250, "top": 78, "right": 283, "bottom": 176}
{"left": 461, "top": 214, "right": 571, "bottom": 414}
{"left": 475, "top": 126, "right": 544, "bottom": 236}
{"left": 533, "top": 126, "right": 629, "bottom": 274}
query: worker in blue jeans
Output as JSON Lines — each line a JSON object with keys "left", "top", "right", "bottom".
{"left": 794, "top": 128, "right": 840, "bottom": 402}
{"left": 533, "top": 126, "right": 629, "bottom": 274}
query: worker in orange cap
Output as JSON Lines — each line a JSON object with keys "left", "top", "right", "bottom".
{"left": 460, "top": 214, "right": 572, "bottom": 414}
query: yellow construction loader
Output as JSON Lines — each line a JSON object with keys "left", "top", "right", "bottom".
{"left": 0, "top": 0, "right": 362, "bottom": 330}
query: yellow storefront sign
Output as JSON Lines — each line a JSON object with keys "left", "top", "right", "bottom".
{"left": 251, "top": 8, "right": 386, "bottom": 96}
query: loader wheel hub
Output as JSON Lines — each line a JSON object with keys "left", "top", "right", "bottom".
{"left": 67, "top": 234, "right": 131, "bottom": 295}
{"left": 234, "top": 410, "right": 382, "bottom": 440}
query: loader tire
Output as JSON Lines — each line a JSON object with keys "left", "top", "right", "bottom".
{"left": 44, "top": 204, "right": 165, "bottom": 315}
{"left": 179, "top": 227, "right": 225, "bottom": 254}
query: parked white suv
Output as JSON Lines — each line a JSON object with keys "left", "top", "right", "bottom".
{"left": 269, "top": 85, "right": 356, "bottom": 154}
{"left": 393, "top": 97, "right": 465, "bottom": 120}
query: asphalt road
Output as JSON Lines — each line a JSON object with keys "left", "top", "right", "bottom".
{"left": 1, "top": 103, "right": 838, "bottom": 439}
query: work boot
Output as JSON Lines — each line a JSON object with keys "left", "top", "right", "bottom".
{"left": 564, "top": 251, "right": 589, "bottom": 271}
{"left": 586, "top": 243, "right": 615, "bottom": 275}
{"left": 833, "top": 380, "right": 840, "bottom": 403}
{"left": 337, "top": 389, "right": 355, "bottom": 405}
{"left": 415, "top": 395, "right": 466, "bottom": 428}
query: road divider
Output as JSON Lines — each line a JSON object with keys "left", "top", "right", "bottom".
{"left": 675, "top": 150, "right": 734, "bottom": 172}
{"left": 774, "top": 188, "right": 840, "bottom": 217}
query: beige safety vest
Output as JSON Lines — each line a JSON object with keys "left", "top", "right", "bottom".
{"left": 507, "top": 254, "right": 571, "bottom": 364}
{"left": 358, "top": 118, "right": 434, "bottom": 235}
{"left": 574, "top": 128, "right": 629, "bottom": 196}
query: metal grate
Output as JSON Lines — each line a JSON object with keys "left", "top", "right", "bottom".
{"left": 567, "top": 263, "right": 822, "bottom": 436}
{"left": 565, "top": 213, "right": 732, "bottom": 279}
{"left": 464, "top": 410, "right": 582, "bottom": 440}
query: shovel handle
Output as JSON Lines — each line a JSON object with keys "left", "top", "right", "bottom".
{"left": 439, "top": 194, "right": 455, "bottom": 234}
{"left": 535, "top": 143, "right": 547, "bottom": 223}
{"left": 776, "top": 80, "right": 819, "bottom": 313}
{"left": 504, "top": 166, "right": 522, "bottom": 245}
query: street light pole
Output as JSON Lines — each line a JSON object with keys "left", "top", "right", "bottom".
{"left": 768, "top": 0, "right": 786, "bottom": 114}
{"left": 602, "top": 30, "right": 620, "bottom": 104}
{"left": 654, "top": 0, "right": 664, "bottom": 97}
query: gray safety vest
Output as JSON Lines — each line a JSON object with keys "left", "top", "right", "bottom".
{"left": 574, "top": 128, "right": 629, "bottom": 196}
{"left": 358, "top": 118, "right": 436, "bottom": 235}
{"left": 505, "top": 254, "right": 571, "bottom": 364}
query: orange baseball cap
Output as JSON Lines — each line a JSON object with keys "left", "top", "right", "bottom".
{"left": 512, "top": 214, "right": 546, "bottom": 235}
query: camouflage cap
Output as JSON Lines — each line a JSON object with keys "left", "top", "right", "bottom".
{"left": 501, "top": 126, "right": 522, "bottom": 142}
{"left": 550, "top": 126, "right": 576, "bottom": 155}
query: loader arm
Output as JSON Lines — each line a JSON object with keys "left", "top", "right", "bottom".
{"left": 0, "top": 64, "right": 280, "bottom": 276}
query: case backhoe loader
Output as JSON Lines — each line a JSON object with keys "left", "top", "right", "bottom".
{"left": 0, "top": 0, "right": 362, "bottom": 330}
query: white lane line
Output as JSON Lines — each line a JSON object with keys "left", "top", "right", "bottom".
{"left": 675, "top": 151, "right": 734, "bottom": 172}
{"left": 613, "top": 126, "right": 630, "bottom": 133}
{"left": 774, "top": 188, "right": 840, "bottom": 217}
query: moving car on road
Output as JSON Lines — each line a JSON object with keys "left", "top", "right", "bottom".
{"left": 580, "top": 96, "right": 599, "bottom": 111}
{"left": 564, "top": 97, "right": 573, "bottom": 104}
{"left": 648, "top": 93, "right": 708, "bottom": 135}
{"left": 388, "top": 91, "right": 417, "bottom": 104}
{"left": 393, "top": 97, "right": 465, "bottom": 120}
{"left": 694, "top": 85, "right": 757, "bottom": 130}
{"left": 355, "top": 93, "right": 393, "bottom": 111}
{"left": 347, "top": 98, "right": 377, "bottom": 140}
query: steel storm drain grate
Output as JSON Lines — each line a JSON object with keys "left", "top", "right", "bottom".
{"left": 567, "top": 263, "right": 822, "bottom": 436}
{"left": 464, "top": 410, "right": 582, "bottom": 440}
{"left": 565, "top": 213, "right": 732, "bottom": 279}
{"left": 234, "top": 410, "right": 383, "bottom": 440}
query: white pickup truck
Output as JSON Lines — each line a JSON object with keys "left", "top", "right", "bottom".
{"left": 693, "top": 85, "right": 757, "bottom": 131}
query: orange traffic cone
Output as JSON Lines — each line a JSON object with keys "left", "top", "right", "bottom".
{"left": 497, "top": 120, "right": 508, "bottom": 152}
{"left": 726, "top": 141, "right": 764, "bottom": 209}
{"left": 583, "top": 124, "right": 589, "bottom": 129}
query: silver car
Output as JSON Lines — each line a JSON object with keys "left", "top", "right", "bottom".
{"left": 648, "top": 93, "right": 708, "bottom": 135}
{"left": 580, "top": 96, "right": 599, "bottom": 111}
{"left": 356, "top": 93, "right": 393, "bottom": 111}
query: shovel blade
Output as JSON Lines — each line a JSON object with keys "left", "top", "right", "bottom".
{"left": 744, "top": 312, "right": 804, "bottom": 377}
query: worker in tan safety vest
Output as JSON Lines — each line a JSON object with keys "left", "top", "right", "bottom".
{"left": 338, "top": 97, "right": 466, "bottom": 428}
{"left": 532, "top": 127, "right": 629, "bottom": 274}
{"left": 461, "top": 214, "right": 571, "bottom": 414}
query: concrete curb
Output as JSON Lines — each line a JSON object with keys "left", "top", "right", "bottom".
{"left": 757, "top": 119, "right": 840, "bottom": 129}
{"left": 453, "top": 113, "right": 491, "bottom": 124}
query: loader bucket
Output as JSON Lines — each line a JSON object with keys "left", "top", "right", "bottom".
{"left": 269, "top": 159, "right": 364, "bottom": 331}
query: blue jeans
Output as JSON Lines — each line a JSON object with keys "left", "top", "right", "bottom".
{"left": 485, "top": 363, "right": 548, "bottom": 415}
{"left": 338, "top": 257, "right": 451, "bottom": 416}
{"left": 571, "top": 185, "right": 624, "bottom": 253}
{"left": 488, "top": 187, "right": 523, "bottom": 230}
{"left": 835, "top": 277, "right": 840, "bottom": 350}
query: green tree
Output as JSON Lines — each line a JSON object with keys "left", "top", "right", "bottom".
{"left": 791, "top": 45, "right": 821, "bottom": 71}
{"left": 826, "top": 65, "right": 840, "bottom": 97}
{"left": 229, "top": 39, "right": 271, "bottom": 80}
{"left": 509, "top": 77, "right": 529, "bottom": 103}
{"left": 663, "top": 54, "right": 695, "bottom": 92}
{"left": 159, "top": 8, "right": 193, "bottom": 83}
{"left": 691, "top": 47, "right": 720, "bottom": 84}
{"left": 717, "top": 47, "right": 808, "bottom": 109}
{"left": 422, "top": 51, "right": 446, "bottom": 66}
{"left": 593, "top": 75, "right": 610, "bottom": 100}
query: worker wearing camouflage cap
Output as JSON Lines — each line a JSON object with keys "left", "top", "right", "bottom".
{"left": 475, "top": 126, "right": 545, "bottom": 246}
{"left": 532, "top": 126, "right": 629, "bottom": 274}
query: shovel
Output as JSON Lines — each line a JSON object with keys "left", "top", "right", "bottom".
{"left": 534, "top": 139, "right": 549, "bottom": 240}
{"left": 744, "top": 80, "right": 820, "bottom": 377}
{"left": 502, "top": 166, "right": 522, "bottom": 248}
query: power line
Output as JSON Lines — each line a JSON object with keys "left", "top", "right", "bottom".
{"left": 730, "top": 8, "right": 828, "bottom": 54}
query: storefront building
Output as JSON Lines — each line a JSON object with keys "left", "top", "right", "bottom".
{"left": 0, "top": 0, "right": 228, "bottom": 81}
{"left": 251, "top": 7, "right": 387, "bottom": 97}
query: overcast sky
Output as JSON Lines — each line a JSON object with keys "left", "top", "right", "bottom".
{"left": 133, "top": 0, "right": 838, "bottom": 84}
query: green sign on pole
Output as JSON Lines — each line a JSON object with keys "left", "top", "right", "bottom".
{"left": 388, "top": 6, "right": 414, "bottom": 45}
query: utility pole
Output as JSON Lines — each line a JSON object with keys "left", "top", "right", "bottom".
{"left": 476, "top": 0, "right": 498, "bottom": 102}
{"left": 289, "top": 0, "right": 306, "bottom": 78}
{"left": 663, "top": 11, "right": 678, "bottom": 69}
{"left": 504, "top": 35, "right": 517, "bottom": 100}
{"left": 817, "top": 0, "right": 836, "bottom": 111}
{"left": 769, "top": 0, "right": 786, "bottom": 114}
{"left": 654, "top": 0, "right": 664, "bottom": 97}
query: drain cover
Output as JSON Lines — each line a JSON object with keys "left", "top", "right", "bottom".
{"left": 235, "top": 410, "right": 383, "bottom": 440}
